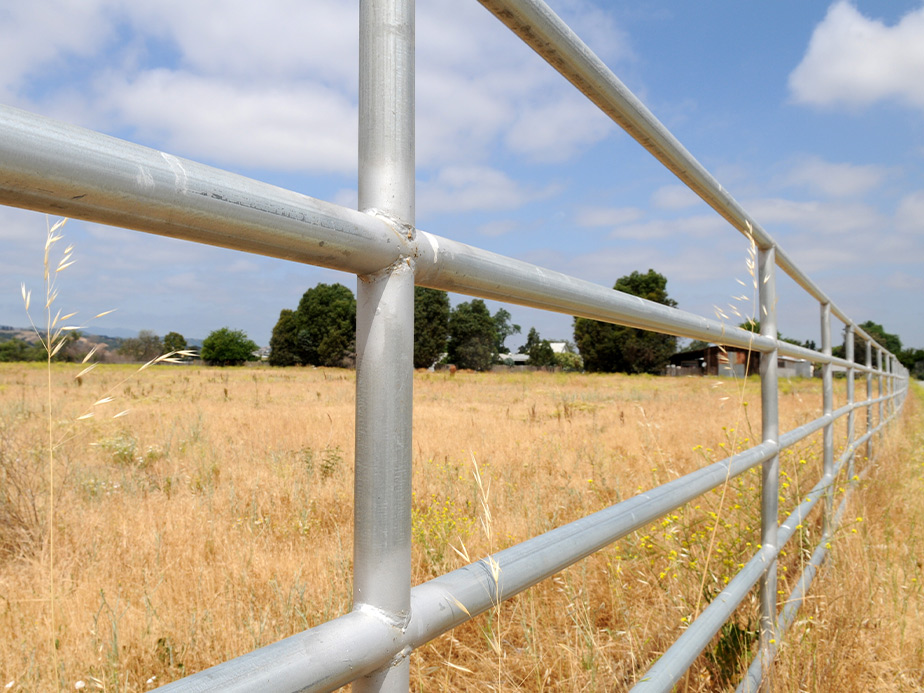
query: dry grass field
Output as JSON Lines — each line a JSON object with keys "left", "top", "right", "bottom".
{"left": 0, "top": 362, "right": 920, "bottom": 691}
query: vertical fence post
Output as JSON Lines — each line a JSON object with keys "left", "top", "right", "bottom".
{"left": 866, "top": 338, "right": 873, "bottom": 464}
{"left": 877, "top": 348, "right": 884, "bottom": 449}
{"left": 821, "top": 303, "right": 834, "bottom": 537}
{"left": 888, "top": 356, "right": 895, "bottom": 418}
{"left": 758, "top": 247, "right": 780, "bottom": 671}
{"left": 845, "top": 326, "right": 855, "bottom": 480}
{"left": 354, "top": 0, "right": 415, "bottom": 691}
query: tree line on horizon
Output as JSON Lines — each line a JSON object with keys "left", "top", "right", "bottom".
{"left": 3, "top": 269, "right": 922, "bottom": 376}
{"left": 263, "top": 269, "right": 680, "bottom": 373}
{"left": 265, "top": 282, "right": 554, "bottom": 372}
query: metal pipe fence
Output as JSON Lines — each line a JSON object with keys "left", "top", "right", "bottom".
{"left": 0, "top": 0, "right": 911, "bottom": 690}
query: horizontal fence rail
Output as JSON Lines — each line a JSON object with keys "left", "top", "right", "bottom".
{"left": 0, "top": 105, "right": 884, "bottom": 373}
{"left": 0, "top": 0, "right": 910, "bottom": 691}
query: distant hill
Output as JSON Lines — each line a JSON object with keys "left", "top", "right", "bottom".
{"left": 0, "top": 327, "right": 203, "bottom": 352}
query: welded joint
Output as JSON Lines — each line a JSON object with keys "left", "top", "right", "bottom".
{"left": 354, "top": 601, "right": 411, "bottom": 635}
{"left": 351, "top": 603, "right": 413, "bottom": 671}
{"left": 358, "top": 207, "right": 419, "bottom": 282}
{"left": 357, "top": 254, "right": 416, "bottom": 284}
{"left": 363, "top": 207, "right": 415, "bottom": 243}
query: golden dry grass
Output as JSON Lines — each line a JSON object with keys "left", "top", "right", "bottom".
{"left": 0, "top": 363, "right": 919, "bottom": 691}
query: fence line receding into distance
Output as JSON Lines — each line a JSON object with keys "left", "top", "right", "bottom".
{"left": 0, "top": 0, "right": 909, "bottom": 691}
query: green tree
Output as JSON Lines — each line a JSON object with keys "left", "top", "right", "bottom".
{"left": 859, "top": 320, "right": 902, "bottom": 356}
{"left": 492, "top": 308, "right": 521, "bottom": 355}
{"left": 519, "top": 327, "right": 542, "bottom": 355}
{"left": 899, "top": 347, "right": 924, "bottom": 378}
{"left": 740, "top": 319, "right": 789, "bottom": 341}
{"left": 294, "top": 283, "right": 356, "bottom": 367}
{"left": 118, "top": 329, "right": 162, "bottom": 362}
{"left": 521, "top": 327, "right": 555, "bottom": 367}
{"left": 268, "top": 309, "right": 302, "bottom": 366}
{"left": 414, "top": 287, "right": 450, "bottom": 369}
{"left": 834, "top": 321, "right": 903, "bottom": 362}
{"left": 0, "top": 338, "right": 44, "bottom": 362}
{"left": 573, "top": 269, "right": 678, "bottom": 374}
{"left": 163, "top": 331, "right": 187, "bottom": 354}
{"left": 267, "top": 283, "right": 356, "bottom": 368}
{"left": 201, "top": 327, "right": 258, "bottom": 366}
{"left": 448, "top": 299, "right": 496, "bottom": 371}
{"left": 529, "top": 340, "right": 556, "bottom": 368}
{"left": 553, "top": 351, "right": 583, "bottom": 372}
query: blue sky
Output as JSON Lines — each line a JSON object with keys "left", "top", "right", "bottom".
{"left": 1, "top": 0, "right": 922, "bottom": 354}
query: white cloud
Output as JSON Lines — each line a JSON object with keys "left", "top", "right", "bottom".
{"left": 746, "top": 197, "right": 882, "bottom": 236}
{"left": 124, "top": 0, "right": 359, "bottom": 86}
{"left": 778, "top": 241, "right": 863, "bottom": 274}
{"left": 100, "top": 70, "right": 357, "bottom": 173}
{"left": 896, "top": 190, "right": 924, "bottom": 232}
{"left": 505, "top": 95, "right": 615, "bottom": 163}
{"left": 161, "top": 271, "right": 209, "bottom": 294}
{"left": 331, "top": 188, "right": 358, "bottom": 211}
{"left": 885, "top": 271, "right": 924, "bottom": 292}
{"left": 562, "top": 244, "right": 743, "bottom": 287}
{"left": 651, "top": 185, "right": 703, "bottom": 210}
{"left": 227, "top": 258, "right": 260, "bottom": 274}
{"left": 783, "top": 157, "right": 887, "bottom": 198}
{"left": 1, "top": 0, "right": 635, "bottom": 178}
{"left": 418, "top": 166, "right": 557, "bottom": 216}
{"left": 748, "top": 193, "right": 924, "bottom": 276}
{"left": 416, "top": 67, "right": 515, "bottom": 166}
{"left": 575, "top": 206, "right": 644, "bottom": 227}
{"left": 416, "top": 0, "right": 629, "bottom": 167}
{"left": 477, "top": 220, "right": 519, "bottom": 237}
{"left": 552, "top": 0, "right": 635, "bottom": 65}
{"left": 607, "top": 214, "right": 728, "bottom": 241}
{"left": 790, "top": 1, "right": 924, "bottom": 111}
{"left": 0, "top": 0, "right": 118, "bottom": 103}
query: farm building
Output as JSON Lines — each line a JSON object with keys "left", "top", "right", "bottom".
{"left": 668, "top": 344, "right": 813, "bottom": 378}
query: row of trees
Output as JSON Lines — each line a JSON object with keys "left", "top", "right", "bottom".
{"left": 119, "top": 327, "right": 256, "bottom": 367}
{"left": 834, "top": 321, "right": 924, "bottom": 378}
{"left": 0, "top": 329, "right": 191, "bottom": 364}
{"left": 6, "top": 268, "right": 919, "bottom": 375}
{"left": 266, "top": 283, "right": 531, "bottom": 372}
{"left": 0, "top": 326, "right": 264, "bottom": 368}
{"left": 119, "top": 330, "right": 189, "bottom": 362}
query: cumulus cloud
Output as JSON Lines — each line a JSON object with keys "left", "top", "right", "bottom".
{"left": 650, "top": 185, "right": 703, "bottom": 210}
{"left": 562, "top": 243, "right": 742, "bottom": 286}
{"left": 0, "top": 0, "right": 118, "bottom": 104}
{"left": 885, "top": 271, "right": 924, "bottom": 291}
{"left": 783, "top": 156, "right": 888, "bottom": 198}
{"left": 475, "top": 220, "right": 519, "bottom": 238}
{"left": 418, "top": 165, "right": 558, "bottom": 217}
{"left": 124, "top": 0, "right": 359, "bottom": 86}
{"left": 416, "top": 0, "right": 628, "bottom": 167}
{"left": 505, "top": 95, "right": 615, "bottom": 163}
{"left": 100, "top": 70, "right": 358, "bottom": 173}
{"left": 607, "top": 214, "right": 729, "bottom": 241}
{"left": 789, "top": 1, "right": 924, "bottom": 111}
{"left": 0, "top": 0, "right": 633, "bottom": 179}
{"left": 896, "top": 190, "right": 924, "bottom": 233}
{"left": 575, "top": 206, "right": 644, "bottom": 227}
{"left": 747, "top": 197, "right": 882, "bottom": 236}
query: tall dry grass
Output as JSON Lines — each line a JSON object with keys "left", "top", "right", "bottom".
{"left": 0, "top": 362, "right": 918, "bottom": 691}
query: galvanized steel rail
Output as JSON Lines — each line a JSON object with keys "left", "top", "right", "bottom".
{"left": 0, "top": 0, "right": 910, "bottom": 690}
